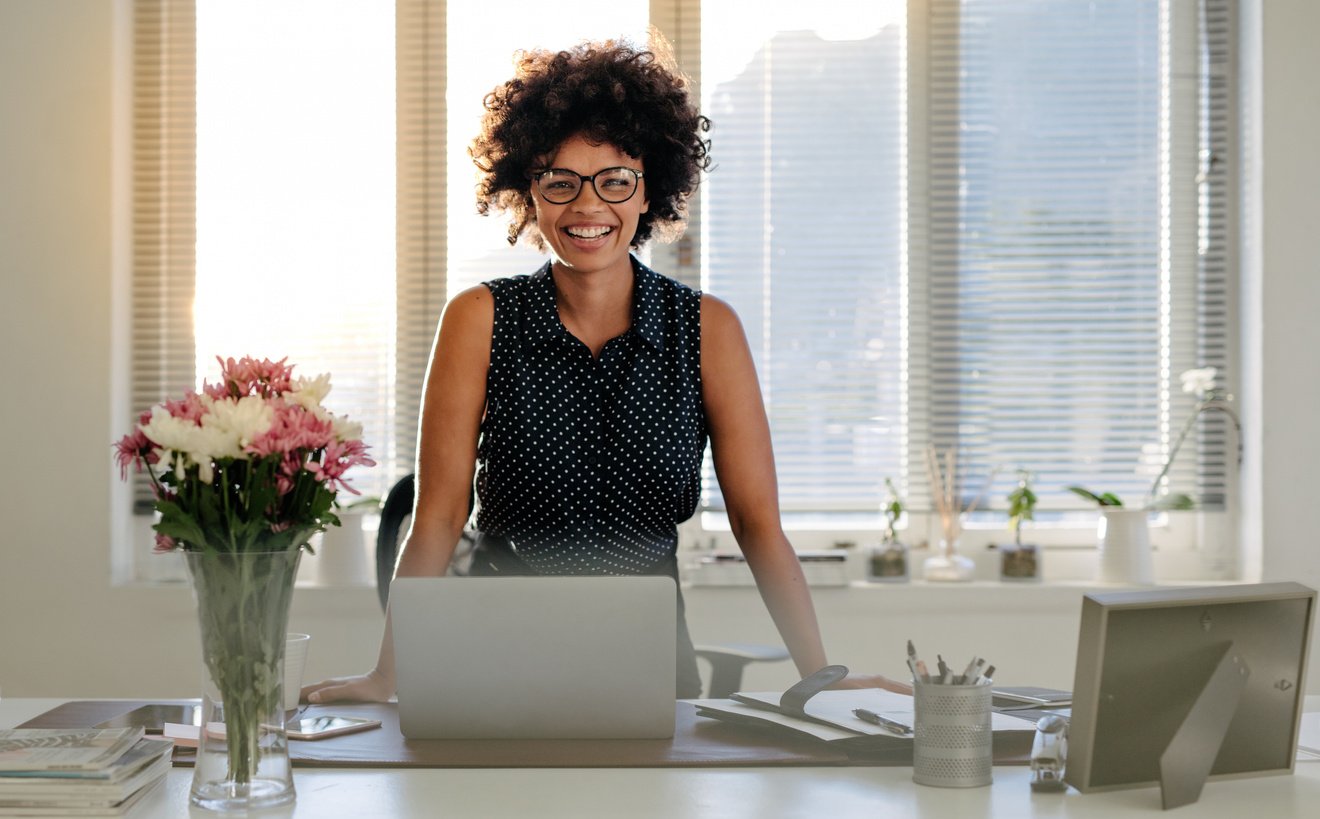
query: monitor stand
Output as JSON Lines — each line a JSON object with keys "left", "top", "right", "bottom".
{"left": 1157, "top": 641, "right": 1251, "bottom": 810}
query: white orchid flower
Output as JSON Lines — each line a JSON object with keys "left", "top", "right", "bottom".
{"left": 1179, "top": 367, "right": 1217, "bottom": 398}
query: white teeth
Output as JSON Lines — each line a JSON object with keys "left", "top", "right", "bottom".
{"left": 566, "top": 226, "right": 612, "bottom": 239}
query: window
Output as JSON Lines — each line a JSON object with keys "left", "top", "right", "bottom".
{"left": 125, "top": 0, "right": 1237, "bottom": 578}
{"left": 697, "top": 0, "right": 1236, "bottom": 552}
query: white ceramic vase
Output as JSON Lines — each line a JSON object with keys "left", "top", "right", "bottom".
{"left": 315, "top": 513, "right": 371, "bottom": 586}
{"left": 1097, "top": 508, "right": 1154, "bottom": 585}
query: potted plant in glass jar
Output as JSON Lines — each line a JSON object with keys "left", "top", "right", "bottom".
{"left": 868, "top": 478, "right": 909, "bottom": 582}
{"left": 1001, "top": 469, "right": 1041, "bottom": 581}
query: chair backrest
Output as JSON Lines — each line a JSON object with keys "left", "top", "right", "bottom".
{"left": 375, "top": 473, "right": 478, "bottom": 610}
{"left": 374, "top": 473, "right": 416, "bottom": 610}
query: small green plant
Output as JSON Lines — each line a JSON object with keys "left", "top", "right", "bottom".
{"left": 1066, "top": 486, "right": 1125, "bottom": 507}
{"left": 882, "top": 478, "right": 904, "bottom": 543}
{"left": 1007, "top": 470, "right": 1038, "bottom": 546}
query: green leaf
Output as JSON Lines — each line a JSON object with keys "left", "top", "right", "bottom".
{"left": 1150, "top": 493, "right": 1195, "bottom": 511}
{"left": 1067, "top": 486, "right": 1124, "bottom": 507}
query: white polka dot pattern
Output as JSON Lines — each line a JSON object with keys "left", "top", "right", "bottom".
{"left": 475, "top": 257, "right": 707, "bottom": 574}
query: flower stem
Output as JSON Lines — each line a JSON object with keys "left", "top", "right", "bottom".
{"left": 1147, "top": 397, "right": 1243, "bottom": 506}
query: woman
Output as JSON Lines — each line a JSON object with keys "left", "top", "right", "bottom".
{"left": 305, "top": 38, "right": 908, "bottom": 702}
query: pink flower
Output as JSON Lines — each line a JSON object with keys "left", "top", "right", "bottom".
{"left": 161, "top": 391, "right": 207, "bottom": 425}
{"left": 246, "top": 400, "right": 336, "bottom": 458}
{"left": 307, "top": 439, "right": 376, "bottom": 494}
{"left": 153, "top": 533, "right": 178, "bottom": 553}
{"left": 211, "top": 355, "right": 295, "bottom": 399}
{"left": 113, "top": 429, "right": 159, "bottom": 480}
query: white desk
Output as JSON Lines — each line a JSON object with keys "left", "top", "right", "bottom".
{"left": 4, "top": 698, "right": 1318, "bottom": 818}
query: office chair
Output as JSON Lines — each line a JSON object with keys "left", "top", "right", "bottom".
{"left": 374, "top": 473, "right": 790, "bottom": 698}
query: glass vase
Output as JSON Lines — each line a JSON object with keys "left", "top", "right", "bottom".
{"left": 923, "top": 537, "right": 975, "bottom": 582}
{"left": 186, "top": 549, "right": 302, "bottom": 812}
{"left": 867, "top": 540, "right": 909, "bottom": 582}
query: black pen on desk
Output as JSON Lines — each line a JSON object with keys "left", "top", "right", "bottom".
{"left": 853, "top": 708, "right": 913, "bottom": 736}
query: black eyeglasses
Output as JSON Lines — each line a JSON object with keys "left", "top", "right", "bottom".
{"left": 532, "top": 167, "right": 644, "bottom": 204}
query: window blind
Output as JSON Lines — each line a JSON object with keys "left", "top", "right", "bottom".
{"left": 396, "top": 0, "right": 449, "bottom": 485}
{"left": 912, "top": 0, "right": 1234, "bottom": 513}
{"left": 699, "top": 5, "right": 908, "bottom": 515}
{"left": 698, "top": 0, "right": 1234, "bottom": 517}
{"left": 130, "top": 0, "right": 196, "bottom": 512}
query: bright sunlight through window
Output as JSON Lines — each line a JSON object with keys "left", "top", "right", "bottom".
{"left": 194, "top": 1, "right": 395, "bottom": 495}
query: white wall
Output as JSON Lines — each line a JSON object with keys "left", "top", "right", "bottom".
{"left": 1, "top": 0, "right": 1316, "bottom": 700}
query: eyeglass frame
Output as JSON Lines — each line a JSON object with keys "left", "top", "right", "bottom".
{"left": 531, "top": 166, "right": 645, "bottom": 205}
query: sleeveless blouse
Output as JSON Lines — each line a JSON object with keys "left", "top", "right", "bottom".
{"left": 474, "top": 257, "right": 707, "bottom": 574}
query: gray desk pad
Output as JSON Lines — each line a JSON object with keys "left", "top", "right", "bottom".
{"left": 19, "top": 700, "right": 857, "bottom": 768}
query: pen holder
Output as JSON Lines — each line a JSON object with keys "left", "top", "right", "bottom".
{"left": 912, "top": 680, "right": 993, "bottom": 788}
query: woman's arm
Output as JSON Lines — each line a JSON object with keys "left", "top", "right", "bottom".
{"left": 304, "top": 284, "right": 493, "bottom": 703}
{"left": 700, "top": 294, "right": 910, "bottom": 694}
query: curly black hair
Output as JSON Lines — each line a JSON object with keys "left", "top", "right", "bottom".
{"left": 470, "top": 39, "right": 711, "bottom": 250}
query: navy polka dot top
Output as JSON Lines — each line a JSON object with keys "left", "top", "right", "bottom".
{"left": 474, "top": 256, "right": 708, "bottom": 574}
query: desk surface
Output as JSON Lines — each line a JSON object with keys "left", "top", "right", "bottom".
{"left": 4, "top": 698, "right": 1318, "bottom": 818}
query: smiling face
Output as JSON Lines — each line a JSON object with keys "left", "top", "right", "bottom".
{"left": 531, "top": 134, "right": 648, "bottom": 280}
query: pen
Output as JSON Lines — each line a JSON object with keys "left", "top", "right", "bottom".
{"left": 937, "top": 655, "right": 952, "bottom": 685}
{"left": 973, "top": 664, "right": 996, "bottom": 685}
{"left": 906, "top": 640, "right": 922, "bottom": 683}
{"left": 853, "top": 708, "right": 913, "bottom": 735}
{"left": 958, "top": 656, "right": 983, "bottom": 685}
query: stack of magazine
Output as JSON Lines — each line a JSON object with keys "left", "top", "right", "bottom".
{"left": 0, "top": 728, "right": 172, "bottom": 816}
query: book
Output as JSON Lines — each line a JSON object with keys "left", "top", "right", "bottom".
{"left": 0, "top": 729, "right": 144, "bottom": 773}
{"left": 0, "top": 739, "right": 172, "bottom": 800}
{"left": 0, "top": 778, "right": 163, "bottom": 817}
{"left": 991, "top": 686, "right": 1072, "bottom": 708}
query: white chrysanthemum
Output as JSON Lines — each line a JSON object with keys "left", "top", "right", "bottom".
{"left": 289, "top": 374, "right": 332, "bottom": 412}
{"left": 331, "top": 414, "right": 363, "bottom": 442}
{"left": 141, "top": 406, "right": 207, "bottom": 453}
{"left": 204, "top": 395, "right": 274, "bottom": 454}
{"left": 1179, "top": 367, "right": 1217, "bottom": 397}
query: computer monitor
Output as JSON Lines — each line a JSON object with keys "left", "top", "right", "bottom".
{"left": 1065, "top": 582, "right": 1316, "bottom": 809}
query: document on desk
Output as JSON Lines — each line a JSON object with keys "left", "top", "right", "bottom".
{"left": 694, "top": 689, "right": 1035, "bottom": 746}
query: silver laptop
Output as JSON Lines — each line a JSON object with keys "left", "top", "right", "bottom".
{"left": 390, "top": 576, "right": 677, "bottom": 739}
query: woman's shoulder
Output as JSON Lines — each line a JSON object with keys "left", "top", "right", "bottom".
{"left": 483, "top": 261, "right": 553, "bottom": 296}
{"left": 440, "top": 284, "right": 494, "bottom": 333}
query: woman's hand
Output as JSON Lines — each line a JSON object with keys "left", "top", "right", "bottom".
{"left": 302, "top": 668, "right": 393, "bottom": 704}
{"left": 829, "top": 673, "right": 914, "bottom": 696}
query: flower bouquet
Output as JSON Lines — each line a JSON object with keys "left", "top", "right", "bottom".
{"left": 114, "top": 356, "right": 373, "bottom": 811}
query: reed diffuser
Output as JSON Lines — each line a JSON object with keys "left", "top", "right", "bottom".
{"left": 923, "top": 446, "right": 996, "bottom": 582}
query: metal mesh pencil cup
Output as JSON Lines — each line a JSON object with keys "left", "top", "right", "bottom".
{"left": 912, "top": 680, "right": 993, "bottom": 787}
